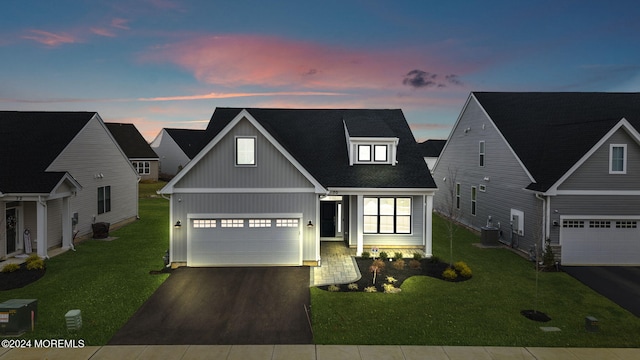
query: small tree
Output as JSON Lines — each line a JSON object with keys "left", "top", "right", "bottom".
{"left": 369, "top": 259, "right": 385, "bottom": 284}
{"left": 440, "top": 168, "right": 461, "bottom": 265}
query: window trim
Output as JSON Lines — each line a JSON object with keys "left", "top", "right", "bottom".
{"left": 97, "top": 186, "right": 111, "bottom": 215}
{"left": 471, "top": 186, "right": 477, "bottom": 216}
{"left": 479, "top": 141, "right": 485, "bottom": 167}
{"left": 235, "top": 136, "right": 257, "bottom": 166}
{"left": 363, "top": 197, "right": 412, "bottom": 234}
{"left": 357, "top": 144, "right": 371, "bottom": 162}
{"left": 374, "top": 144, "right": 388, "bottom": 162}
{"left": 132, "top": 161, "right": 151, "bottom": 175}
{"left": 609, "top": 144, "right": 627, "bottom": 174}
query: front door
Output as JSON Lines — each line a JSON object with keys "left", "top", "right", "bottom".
{"left": 5, "top": 208, "right": 18, "bottom": 255}
{"left": 320, "top": 201, "right": 343, "bottom": 238}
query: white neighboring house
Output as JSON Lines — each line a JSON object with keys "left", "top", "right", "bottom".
{"left": 0, "top": 111, "right": 139, "bottom": 260}
{"left": 150, "top": 128, "right": 205, "bottom": 178}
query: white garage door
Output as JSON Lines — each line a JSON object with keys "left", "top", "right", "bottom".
{"left": 188, "top": 216, "right": 301, "bottom": 266}
{"left": 561, "top": 218, "right": 640, "bottom": 265}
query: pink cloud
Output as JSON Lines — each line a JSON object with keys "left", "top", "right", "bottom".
{"left": 111, "top": 18, "right": 130, "bottom": 30}
{"left": 91, "top": 28, "right": 116, "bottom": 37}
{"left": 142, "top": 34, "right": 469, "bottom": 91}
{"left": 22, "top": 30, "right": 79, "bottom": 47}
{"left": 137, "top": 90, "right": 347, "bottom": 102}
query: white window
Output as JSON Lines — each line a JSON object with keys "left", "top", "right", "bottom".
{"left": 479, "top": 184, "right": 487, "bottom": 192}
{"left": 471, "top": 186, "right": 477, "bottom": 216}
{"left": 276, "top": 219, "right": 299, "bottom": 227}
{"left": 610, "top": 144, "right": 626, "bottom": 174}
{"left": 221, "top": 219, "right": 244, "bottom": 227}
{"left": 374, "top": 145, "right": 388, "bottom": 162}
{"left": 589, "top": 220, "right": 611, "bottom": 228}
{"left": 479, "top": 141, "right": 485, "bottom": 167}
{"left": 363, "top": 197, "right": 411, "bottom": 234}
{"left": 98, "top": 186, "right": 111, "bottom": 214}
{"left": 236, "top": 137, "right": 256, "bottom": 166}
{"left": 249, "top": 219, "right": 271, "bottom": 228}
{"left": 563, "top": 220, "right": 584, "bottom": 228}
{"left": 357, "top": 145, "right": 371, "bottom": 162}
{"left": 193, "top": 219, "right": 216, "bottom": 228}
{"left": 132, "top": 161, "right": 151, "bottom": 175}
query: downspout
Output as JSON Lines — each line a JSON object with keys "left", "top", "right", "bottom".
{"left": 37, "top": 196, "right": 49, "bottom": 259}
{"left": 535, "top": 193, "right": 546, "bottom": 256}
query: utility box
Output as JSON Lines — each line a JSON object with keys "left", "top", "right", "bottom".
{"left": 481, "top": 227, "right": 500, "bottom": 245}
{"left": 65, "top": 309, "right": 82, "bottom": 331}
{"left": 0, "top": 299, "right": 38, "bottom": 335}
{"left": 585, "top": 316, "right": 599, "bottom": 332}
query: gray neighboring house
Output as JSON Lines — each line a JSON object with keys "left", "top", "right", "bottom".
{"left": 106, "top": 122, "right": 159, "bottom": 182}
{"left": 432, "top": 92, "right": 640, "bottom": 266}
{"left": 150, "top": 128, "right": 204, "bottom": 178}
{"left": 159, "top": 108, "right": 436, "bottom": 267}
{"left": 0, "top": 111, "right": 139, "bottom": 260}
{"left": 418, "top": 139, "right": 446, "bottom": 172}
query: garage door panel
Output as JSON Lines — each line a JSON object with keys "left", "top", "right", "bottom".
{"left": 188, "top": 217, "right": 301, "bottom": 266}
{"left": 561, "top": 218, "right": 640, "bottom": 265}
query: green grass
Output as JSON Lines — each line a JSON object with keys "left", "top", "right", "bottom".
{"left": 311, "top": 214, "right": 640, "bottom": 347}
{"left": 139, "top": 180, "right": 167, "bottom": 198}
{"left": 0, "top": 196, "right": 170, "bottom": 345}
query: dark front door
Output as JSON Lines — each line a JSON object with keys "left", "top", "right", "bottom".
{"left": 6, "top": 208, "right": 17, "bottom": 254}
{"left": 320, "top": 202, "right": 336, "bottom": 237}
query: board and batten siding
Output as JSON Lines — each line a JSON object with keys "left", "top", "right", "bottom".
{"left": 559, "top": 128, "right": 640, "bottom": 190}
{"left": 346, "top": 195, "right": 425, "bottom": 247}
{"left": 175, "top": 118, "right": 313, "bottom": 189}
{"left": 48, "top": 115, "right": 139, "bottom": 237}
{"left": 433, "top": 97, "right": 542, "bottom": 252}
{"left": 170, "top": 192, "right": 317, "bottom": 262}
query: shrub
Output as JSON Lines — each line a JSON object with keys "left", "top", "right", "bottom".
{"left": 364, "top": 286, "right": 377, "bottom": 293}
{"left": 361, "top": 251, "right": 371, "bottom": 259}
{"left": 1, "top": 263, "right": 20, "bottom": 273}
{"left": 428, "top": 255, "right": 440, "bottom": 263}
{"left": 386, "top": 276, "right": 397, "bottom": 283}
{"left": 26, "top": 254, "right": 41, "bottom": 263}
{"left": 328, "top": 284, "right": 340, "bottom": 292}
{"left": 442, "top": 267, "right": 458, "bottom": 281}
{"left": 412, "top": 252, "right": 422, "bottom": 261}
{"left": 383, "top": 283, "right": 402, "bottom": 294}
{"left": 26, "top": 258, "right": 45, "bottom": 271}
{"left": 409, "top": 259, "right": 421, "bottom": 269}
{"left": 379, "top": 251, "right": 388, "bottom": 261}
{"left": 393, "top": 252, "right": 403, "bottom": 261}
{"left": 453, "top": 261, "right": 472, "bottom": 278}
{"left": 348, "top": 283, "right": 359, "bottom": 291}
{"left": 392, "top": 259, "right": 405, "bottom": 270}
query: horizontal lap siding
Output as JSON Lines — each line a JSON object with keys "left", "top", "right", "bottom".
{"left": 433, "top": 98, "right": 541, "bottom": 252}
{"left": 171, "top": 193, "right": 316, "bottom": 262}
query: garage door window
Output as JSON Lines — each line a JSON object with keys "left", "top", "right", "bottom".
{"left": 193, "top": 219, "right": 216, "bottom": 228}
{"left": 589, "top": 220, "right": 611, "bottom": 228}
{"left": 616, "top": 221, "right": 637, "bottom": 228}
{"left": 221, "top": 219, "right": 244, "bottom": 227}
{"left": 276, "top": 219, "right": 299, "bottom": 227}
{"left": 563, "top": 220, "right": 584, "bottom": 228}
{"left": 249, "top": 219, "right": 271, "bottom": 227}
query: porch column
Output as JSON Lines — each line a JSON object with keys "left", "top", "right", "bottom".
{"left": 36, "top": 198, "right": 48, "bottom": 258}
{"left": 61, "top": 196, "right": 72, "bottom": 249}
{"left": 356, "top": 194, "right": 363, "bottom": 256}
{"left": 425, "top": 195, "right": 433, "bottom": 258}
{"left": 0, "top": 201, "right": 5, "bottom": 258}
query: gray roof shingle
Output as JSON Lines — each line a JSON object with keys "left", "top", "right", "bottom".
{"left": 106, "top": 123, "right": 158, "bottom": 159}
{"left": 165, "top": 128, "right": 205, "bottom": 159}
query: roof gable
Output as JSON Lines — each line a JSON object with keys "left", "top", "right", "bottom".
{"left": 0, "top": 111, "right": 95, "bottom": 193}
{"left": 106, "top": 123, "right": 158, "bottom": 159}
{"left": 473, "top": 92, "right": 640, "bottom": 191}
{"left": 193, "top": 108, "right": 435, "bottom": 189}
{"left": 165, "top": 128, "right": 206, "bottom": 159}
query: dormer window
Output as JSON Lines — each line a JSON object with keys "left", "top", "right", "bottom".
{"left": 358, "top": 145, "right": 371, "bottom": 162}
{"left": 343, "top": 119, "right": 398, "bottom": 166}
{"left": 357, "top": 144, "right": 389, "bottom": 162}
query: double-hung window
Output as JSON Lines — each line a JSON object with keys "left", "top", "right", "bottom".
{"left": 471, "top": 186, "right": 477, "bottom": 216}
{"left": 479, "top": 141, "right": 485, "bottom": 167}
{"left": 236, "top": 137, "right": 256, "bottom": 166}
{"left": 98, "top": 186, "right": 111, "bottom": 214}
{"left": 363, "top": 197, "right": 411, "bottom": 234}
{"left": 357, "top": 144, "right": 388, "bottom": 163}
{"left": 455, "top": 183, "right": 461, "bottom": 209}
{"left": 133, "top": 161, "right": 150, "bottom": 175}
{"left": 610, "top": 144, "right": 626, "bottom": 174}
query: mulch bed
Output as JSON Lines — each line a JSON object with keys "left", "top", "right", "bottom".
{"left": 318, "top": 257, "right": 470, "bottom": 292}
{"left": 0, "top": 263, "right": 46, "bottom": 291}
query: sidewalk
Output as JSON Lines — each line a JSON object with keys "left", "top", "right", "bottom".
{"left": 1, "top": 344, "right": 638, "bottom": 359}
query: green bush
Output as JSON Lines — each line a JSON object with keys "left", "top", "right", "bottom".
{"left": 364, "top": 286, "right": 377, "bottom": 293}
{"left": 442, "top": 267, "right": 458, "bottom": 281}
{"left": 379, "top": 251, "right": 389, "bottom": 261}
{"left": 409, "top": 259, "right": 421, "bottom": 269}
{"left": 428, "top": 255, "right": 440, "bottom": 263}
{"left": 393, "top": 252, "right": 403, "bottom": 261}
{"left": 383, "top": 283, "right": 402, "bottom": 294}
{"left": 361, "top": 251, "right": 371, "bottom": 259}
{"left": 348, "top": 283, "right": 359, "bottom": 291}
{"left": 1, "top": 263, "right": 20, "bottom": 273}
{"left": 412, "top": 252, "right": 423, "bottom": 260}
{"left": 26, "top": 254, "right": 41, "bottom": 263}
{"left": 26, "top": 258, "right": 45, "bottom": 271}
{"left": 453, "top": 261, "right": 472, "bottom": 278}
{"left": 328, "top": 284, "right": 340, "bottom": 292}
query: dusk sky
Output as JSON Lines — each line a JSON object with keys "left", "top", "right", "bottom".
{"left": 2, "top": 0, "right": 639, "bottom": 142}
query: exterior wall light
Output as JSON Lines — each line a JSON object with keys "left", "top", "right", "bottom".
{"left": 307, "top": 221, "right": 314, "bottom": 228}
{"left": 174, "top": 221, "right": 182, "bottom": 228}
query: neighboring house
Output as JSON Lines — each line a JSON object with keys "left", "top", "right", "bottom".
{"left": 106, "top": 122, "right": 159, "bottom": 182}
{"left": 432, "top": 92, "right": 640, "bottom": 266}
{"left": 0, "top": 111, "right": 139, "bottom": 260}
{"left": 150, "top": 128, "right": 205, "bottom": 178}
{"left": 418, "top": 139, "right": 446, "bottom": 172}
{"left": 159, "top": 108, "right": 437, "bottom": 267}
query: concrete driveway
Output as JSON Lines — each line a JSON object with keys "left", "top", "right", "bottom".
{"left": 108, "top": 267, "right": 313, "bottom": 345}
{"left": 563, "top": 266, "right": 640, "bottom": 317}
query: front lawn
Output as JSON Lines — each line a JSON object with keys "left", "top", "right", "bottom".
{"left": 311, "top": 214, "right": 640, "bottom": 347}
{"left": 0, "top": 195, "right": 170, "bottom": 345}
